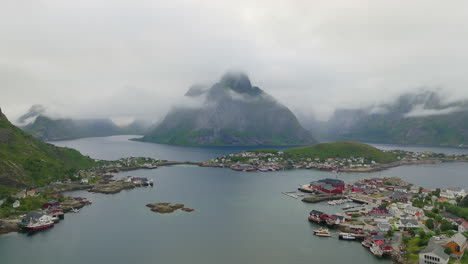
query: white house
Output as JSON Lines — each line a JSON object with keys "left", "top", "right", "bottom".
{"left": 404, "top": 205, "right": 423, "bottom": 216}
{"left": 440, "top": 191, "right": 455, "bottom": 199}
{"left": 377, "top": 222, "right": 392, "bottom": 232}
{"left": 419, "top": 242, "right": 449, "bottom": 264}
{"left": 396, "top": 219, "right": 419, "bottom": 229}
{"left": 446, "top": 187, "right": 466, "bottom": 198}
{"left": 80, "top": 178, "right": 89, "bottom": 184}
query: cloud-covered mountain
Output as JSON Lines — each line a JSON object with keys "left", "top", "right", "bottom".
{"left": 21, "top": 114, "right": 150, "bottom": 141}
{"left": 309, "top": 91, "right": 468, "bottom": 147}
{"left": 139, "top": 72, "right": 316, "bottom": 146}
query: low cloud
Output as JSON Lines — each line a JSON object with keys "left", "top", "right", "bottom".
{"left": 404, "top": 104, "right": 464, "bottom": 118}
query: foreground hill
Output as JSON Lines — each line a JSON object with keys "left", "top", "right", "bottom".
{"left": 284, "top": 141, "right": 398, "bottom": 163}
{"left": 0, "top": 108, "right": 95, "bottom": 188}
{"left": 140, "top": 72, "right": 316, "bottom": 146}
{"left": 22, "top": 115, "right": 149, "bottom": 141}
{"left": 305, "top": 91, "right": 468, "bottom": 147}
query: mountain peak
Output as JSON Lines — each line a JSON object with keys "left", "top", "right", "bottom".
{"left": 140, "top": 73, "right": 316, "bottom": 146}
{"left": 218, "top": 72, "right": 260, "bottom": 95}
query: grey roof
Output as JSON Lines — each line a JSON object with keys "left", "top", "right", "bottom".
{"left": 420, "top": 242, "right": 449, "bottom": 261}
{"left": 400, "top": 219, "right": 418, "bottom": 225}
{"left": 449, "top": 233, "right": 467, "bottom": 247}
{"left": 23, "top": 212, "right": 44, "bottom": 222}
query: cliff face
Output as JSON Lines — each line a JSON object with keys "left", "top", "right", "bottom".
{"left": 0, "top": 108, "right": 94, "bottom": 188}
{"left": 140, "top": 72, "right": 316, "bottom": 146}
{"left": 323, "top": 91, "right": 468, "bottom": 147}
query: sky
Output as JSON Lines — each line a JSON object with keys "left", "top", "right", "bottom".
{"left": 1, "top": 0, "right": 468, "bottom": 125}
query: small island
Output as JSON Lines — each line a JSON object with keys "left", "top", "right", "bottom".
{"left": 146, "top": 203, "right": 194, "bottom": 214}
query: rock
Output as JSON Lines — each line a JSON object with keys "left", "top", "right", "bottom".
{"left": 146, "top": 203, "right": 193, "bottom": 214}
{"left": 0, "top": 219, "right": 20, "bottom": 235}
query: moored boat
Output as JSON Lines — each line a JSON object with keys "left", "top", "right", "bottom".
{"left": 361, "top": 240, "right": 372, "bottom": 248}
{"left": 370, "top": 244, "right": 383, "bottom": 257}
{"left": 339, "top": 232, "right": 356, "bottom": 240}
{"left": 313, "top": 228, "right": 331, "bottom": 237}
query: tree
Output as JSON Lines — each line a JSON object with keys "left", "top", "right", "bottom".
{"left": 444, "top": 247, "right": 452, "bottom": 255}
{"left": 386, "top": 229, "right": 394, "bottom": 238}
{"left": 425, "top": 219, "right": 434, "bottom": 230}
{"left": 440, "top": 219, "right": 455, "bottom": 232}
{"left": 460, "top": 195, "right": 468, "bottom": 208}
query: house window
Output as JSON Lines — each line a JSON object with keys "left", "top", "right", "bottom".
{"left": 455, "top": 245, "right": 460, "bottom": 252}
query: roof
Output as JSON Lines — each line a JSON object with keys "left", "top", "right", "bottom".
{"left": 23, "top": 212, "right": 44, "bottom": 222}
{"left": 400, "top": 219, "right": 418, "bottom": 225}
{"left": 310, "top": 210, "right": 324, "bottom": 216}
{"left": 318, "top": 178, "right": 345, "bottom": 186}
{"left": 46, "top": 200, "right": 59, "bottom": 204}
{"left": 390, "top": 192, "right": 408, "bottom": 199}
{"left": 448, "top": 233, "right": 467, "bottom": 247}
{"left": 420, "top": 242, "right": 449, "bottom": 261}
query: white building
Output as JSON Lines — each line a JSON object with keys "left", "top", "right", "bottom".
{"left": 419, "top": 243, "right": 449, "bottom": 264}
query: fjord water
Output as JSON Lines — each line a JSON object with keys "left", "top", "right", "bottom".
{"left": 1, "top": 136, "right": 467, "bottom": 264}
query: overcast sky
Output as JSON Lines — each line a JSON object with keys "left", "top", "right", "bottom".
{"left": 1, "top": 0, "right": 468, "bottom": 124}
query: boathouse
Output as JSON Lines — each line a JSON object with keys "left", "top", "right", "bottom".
{"left": 42, "top": 200, "right": 59, "bottom": 209}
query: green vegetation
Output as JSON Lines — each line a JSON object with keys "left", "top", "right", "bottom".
{"left": 0, "top": 109, "right": 95, "bottom": 189}
{"left": 445, "top": 203, "right": 468, "bottom": 220}
{"left": 0, "top": 192, "right": 57, "bottom": 217}
{"left": 284, "top": 141, "right": 398, "bottom": 163}
{"left": 251, "top": 148, "right": 279, "bottom": 153}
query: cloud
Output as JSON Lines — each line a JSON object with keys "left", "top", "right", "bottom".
{"left": 404, "top": 104, "right": 465, "bottom": 118}
{"left": 1, "top": 0, "right": 468, "bottom": 123}
{"left": 17, "top": 104, "right": 46, "bottom": 125}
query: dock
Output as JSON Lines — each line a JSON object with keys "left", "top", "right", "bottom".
{"left": 282, "top": 191, "right": 305, "bottom": 199}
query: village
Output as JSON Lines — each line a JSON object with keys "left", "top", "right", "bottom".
{"left": 288, "top": 176, "right": 468, "bottom": 263}
{"left": 0, "top": 156, "right": 161, "bottom": 234}
{"left": 199, "top": 149, "right": 468, "bottom": 173}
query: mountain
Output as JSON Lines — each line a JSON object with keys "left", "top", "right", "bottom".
{"left": 139, "top": 72, "right": 316, "bottom": 146}
{"left": 319, "top": 91, "right": 468, "bottom": 147}
{"left": 22, "top": 115, "right": 150, "bottom": 141}
{"left": 0, "top": 108, "right": 95, "bottom": 188}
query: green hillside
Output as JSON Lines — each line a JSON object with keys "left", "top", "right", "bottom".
{"left": 284, "top": 141, "right": 398, "bottom": 163}
{"left": 0, "top": 108, "right": 95, "bottom": 188}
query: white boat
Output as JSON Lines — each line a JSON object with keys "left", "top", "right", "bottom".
{"left": 339, "top": 232, "right": 356, "bottom": 240}
{"left": 71, "top": 208, "right": 79, "bottom": 213}
{"left": 327, "top": 200, "right": 336, "bottom": 205}
{"left": 370, "top": 244, "right": 383, "bottom": 257}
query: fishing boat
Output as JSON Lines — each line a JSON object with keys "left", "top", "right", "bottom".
{"left": 339, "top": 232, "right": 356, "bottom": 240}
{"left": 313, "top": 228, "right": 331, "bottom": 237}
{"left": 361, "top": 240, "right": 372, "bottom": 248}
{"left": 19, "top": 212, "right": 55, "bottom": 233}
{"left": 370, "top": 244, "right": 383, "bottom": 257}
{"left": 26, "top": 219, "right": 54, "bottom": 232}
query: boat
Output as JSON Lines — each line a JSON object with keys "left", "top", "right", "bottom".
{"left": 258, "top": 167, "right": 269, "bottom": 172}
{"left": 370, "top": 244, "right": 383, "bottom": 257}
{"left": 26, "top": 219, "right": 54, "bottom": 232}
{"left": 339, "top": 232, "right": 356, "bottom": 240}
{"left": 327, "top": 200, "right": 336, "bottom": 205}
{"left": 361, "top": 240, "right": 372, "bottom": 248}
{"left": 71, "top": 208, "right": 79, "bottom": 213}
{"left": 313, "top": 228, "right": 331, "bottom": 237}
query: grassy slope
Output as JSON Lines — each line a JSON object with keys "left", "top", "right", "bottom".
{"left": 283, "top": 141, "right": 398, "bottom": 163}
{"left": 0, "top": 109, "right": 95, "bottom": 188}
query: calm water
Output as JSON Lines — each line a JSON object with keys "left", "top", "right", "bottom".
{"left": 1, "top": 136, "right": 467, "bottom": 264}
